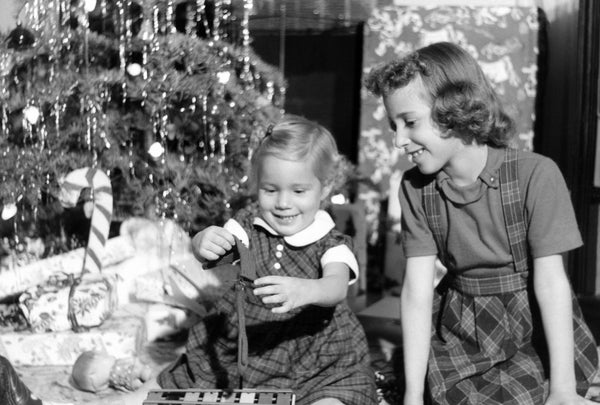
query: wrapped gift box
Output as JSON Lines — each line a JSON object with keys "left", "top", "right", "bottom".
{"left": 0, "top": 236, "right": 135, "bottom": 300}
{"left": 0, "top": 305, "right": 145, "bottom": 366}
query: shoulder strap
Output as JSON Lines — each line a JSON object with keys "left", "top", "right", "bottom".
{"left": 423, "top": 178, "right": 447, "bottom": 266}
{"left": 422, "top": 148, "right": 529, "bottom": 273}
{"left": 498, "top": 148, "right": 529, "bottom": 273}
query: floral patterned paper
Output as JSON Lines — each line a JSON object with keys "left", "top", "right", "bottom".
{"left": 18, "top": 273, "right": 118, "bottom": 333}
{"left": 0, "top": 311, "right": 144, "bottom": 366}
{"left": 358, "top": 5, "right": 539, "bottom": 240}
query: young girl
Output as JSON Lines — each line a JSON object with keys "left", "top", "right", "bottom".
{"left": 155, "top": 114, "right": 377, "bottom": 405}
{"left": 364, "top": 42, "right": 598, "bottom": 405}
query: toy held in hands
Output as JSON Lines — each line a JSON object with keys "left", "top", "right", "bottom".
{"left": 71, "top": 350, "right": 152, "bottom": 393}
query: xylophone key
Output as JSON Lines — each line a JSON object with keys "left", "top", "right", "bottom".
{"left": 275, "top": 392, "right": 294, "bottom": 405}
{"left": 184, "top": 392, "right": 201, "bottom": 401}
{"left": 257, "top": 392, "right": 274, "bottom": 404}
{"left": 143, "top": 390, "right": 165, "bottom": 405}
{"left": 239, "top": 391, "right": 256, "bottom": 403}
{"left": 202, "top": 391, "right": 220, "bottom": 402}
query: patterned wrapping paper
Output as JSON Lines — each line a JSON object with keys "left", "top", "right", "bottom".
{"left": 0, "top": 306, "right": 145, "bottom": 366}
{"left": 358, "top": 5, "right": 540, "bottom": 240}
{"left": 0, "top": 236, "right": 135, "bottom": 300}
{"left": 18, "top": 273, "right": 119, "bottom": 333}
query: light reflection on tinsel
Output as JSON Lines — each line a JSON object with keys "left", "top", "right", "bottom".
{"left": 266, "top": 80, "right": 274, "bottom": 103}
{"left": 220, "top": 0, "right": 232, "bottom": 43}
{"left": 195, "top": 0, "right": 209, "bottom": 38}
{"left": 0, "top": 47, "right": 14, "bottom": 244}
{"left": 239, "top": 0, "right": 253, "bottom": 86}
{"left": 218, "top": 119, "right": 228, "bottom": 166}
{"left": 117, "top": 0, "right": 127, "bottom": 104}
{"left": 209, "top": 103, "right": 219, "bottom": 158}
{"left": 20, "top": 0, "right": 43, "bottom": 228}
{"left": 100, "top": 0, "right": 107, "bottom": 33}
{"left": 25, "top": 0, "right": 42, "bottom": 33}
{"left": 213, "top": 0, "right": 222, "bottom": 42}
{"left": 151, "top": 5, "right": 160, "bottom": 52}
{"left": 1, "top": 0, "right": 286, "bottom": 252}
{"left": 22, "top": 102, "right": 42, "bottom": 226}
{"left": 80, "top": 0, "right": 91, "bottom": 76}
{"left": 166, "top": 0, "right": 176, "bottom": 35}
{"left": 201, "top": 94, "right": 208, "bottom": 160}
{"left": 99, "top": 81, "right": 111, "bottom": 149}
{"left": 184, "top": 1, "right": 195, "bottom": 36}
{"left": 155, "top": 86, "right": 171, "bottom": 221}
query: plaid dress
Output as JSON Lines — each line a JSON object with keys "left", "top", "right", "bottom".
{"left": 158, "top": 208, "right": 377, "bottom": 405}
{"left": 423, "top": 148, "right": 598, "bottom": 405}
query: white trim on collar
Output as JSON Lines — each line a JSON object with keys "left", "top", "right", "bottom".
{"left": 253, "top": 210, "right": 335, "bottom": 247}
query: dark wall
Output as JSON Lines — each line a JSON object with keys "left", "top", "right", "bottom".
{"left": 250, "top": 24, "right": 364, "bottom": 163}
{"left": 535, "top": 2, "right": 599, "bottom": 294}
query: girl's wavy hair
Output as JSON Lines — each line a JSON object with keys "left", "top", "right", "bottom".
{"left": 250, "top": 114, "right": 348, "bottom": 201}
{"left": 363, "top": 42, "right": 515, "bottom": 147}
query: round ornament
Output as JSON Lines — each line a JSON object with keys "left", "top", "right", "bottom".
{"left": 23, "top": 106, "right": 40, "bottom": 125}
{"left": 126, "top": 63, "right": 142, "bottom": 77}
{"left": 5, "top": 24, "right": 36, "bottom": 51}
{"left": 1, "top": 203, "right": 17, "bottom": 220}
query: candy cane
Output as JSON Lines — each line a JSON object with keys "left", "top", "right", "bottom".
{"left": 58, "top": 167, "right": 112, "bottom": 274}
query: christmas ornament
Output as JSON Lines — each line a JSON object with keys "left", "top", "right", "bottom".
{"left": 126, "top": 63, "right": 142, "bottom": 77}
{"left": 84, "top": 0, "right": 97, "bottom": 13}
{"left": 148, "top": 142, "right": 164, "bottom": 159}
{"left": 1, "top": 203, "right": 17, "bottom": 220}
{"left": 22, "top": 106, "right": 40, "bottom": 125}
{"left": 5, "top": 24, "right": 36, "bottom": 50}
{"left": 217, "top": 70, "right": 230, "bottom": 84}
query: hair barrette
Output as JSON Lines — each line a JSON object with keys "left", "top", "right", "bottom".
{"left": 265, "top": 123, "right": 274, "bottom": 137}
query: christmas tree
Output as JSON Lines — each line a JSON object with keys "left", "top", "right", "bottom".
{"left": 0, "top": 0, "right": 285, "bottom": 258}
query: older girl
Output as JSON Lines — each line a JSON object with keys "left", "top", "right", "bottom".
{"left": 365, "top": 42, "right": 598, "bottom": 405}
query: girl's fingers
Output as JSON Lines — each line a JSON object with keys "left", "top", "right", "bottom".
{"left": 199, "top": 248, "right": 221, "bottom": 261}
{"left": 271, "top": 303, "right": 290, "bottom": 314}
{"left": 254, "top": 276, "right": 282, "bottom": 286}
{"left": 214, "top": 231, "right": 234, "bottom": 249}
{"left": 254, "top": 284, "right": 278, "bottom": 296}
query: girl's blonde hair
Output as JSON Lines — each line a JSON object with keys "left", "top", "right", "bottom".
{"left": 250, "top": 114, "right": 345, "bottom": 198}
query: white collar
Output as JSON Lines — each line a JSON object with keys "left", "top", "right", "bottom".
{"left": 253, "top": 210, "right": 335, "bottom": 247}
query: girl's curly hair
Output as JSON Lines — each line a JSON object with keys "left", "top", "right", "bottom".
{"left": 250, "top": 114, "right": 349, "bottom": 205}
{"left": 363, "top": 42, "right": 515, "bottom": 147}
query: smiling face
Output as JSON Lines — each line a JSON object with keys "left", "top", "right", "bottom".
{"left": 256, "top": 155, "right": 330, "bottom": 236}
{"left": 384, "top": 76, "right": 464, "bottom": 175}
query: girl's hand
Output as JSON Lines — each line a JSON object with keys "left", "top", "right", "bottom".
{"left": 545, "top": 391, "right": 599, "bottom": 405}
{"left": 191, "top": 226, "right": 235, "bottom": 261}
{"left": 253, "top": 276, "right": 309, "bottom": 313}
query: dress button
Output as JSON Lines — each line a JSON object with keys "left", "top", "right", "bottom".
{"left": 273, "top": 262, "right": 281, "bottom": 269}
{"left": 276, "top": 244, "right": 284, "bottom": 251}
{"left": 275, "top": 251, "right": 282, "bottom": 258}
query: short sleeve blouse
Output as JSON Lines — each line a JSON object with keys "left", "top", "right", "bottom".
{"left": 398, "top": 147, "right": 582, "bottom": 276}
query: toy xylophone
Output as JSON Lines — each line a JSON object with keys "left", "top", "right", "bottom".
{"left": 143, "top": 389, "right": 296, "bottom": 405}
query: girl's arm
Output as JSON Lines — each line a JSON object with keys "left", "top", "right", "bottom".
{"left": 253, "top": 262, "right": 350, "bottom": 312}
{"left": 304, "top": 261, "right": 350, "bottom": 306}
{"left": 401, "top": 255, "right": 436, "bottom": 405}
{"left": 533, "top": 254, "right": 592, "bottom": 404}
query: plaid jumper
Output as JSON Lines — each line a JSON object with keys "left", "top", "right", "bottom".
{"left": 423, "top": 148, "right": 598, "bottom": 404}
{"left": 158, "top": 208, "right": 377, "bottom": 405}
